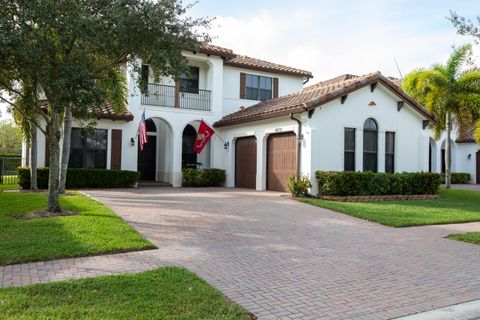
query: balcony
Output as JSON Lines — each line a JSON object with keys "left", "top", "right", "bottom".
{"left": 141, "top": 83, "right": 211, "bottom": 111}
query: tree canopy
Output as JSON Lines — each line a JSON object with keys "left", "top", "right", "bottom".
{"left": 0, "top": 0, "right": 210, "bottom": 211}
{"left": 0, "top": 120, "right": 22, "bottom": 155}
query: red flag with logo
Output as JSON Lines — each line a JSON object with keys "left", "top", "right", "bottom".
{"left": 194, "top": 120, "right": 215, "bottom": 154}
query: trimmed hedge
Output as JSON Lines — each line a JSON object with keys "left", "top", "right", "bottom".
{"left": 316, "top": 171, "right": 441, "bottom": 196}
{"left": 440, "top": 172, "right": 471, "bottom": 184}
{"left": 18, "top": 167, "right": 140, "bottom": 189}
{"left": 182, "top": 168, "right": 226, "bottom": 187}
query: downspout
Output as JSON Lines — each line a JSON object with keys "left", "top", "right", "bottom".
{"left": 290, "top": 112, "right": 303, "bottom": 176}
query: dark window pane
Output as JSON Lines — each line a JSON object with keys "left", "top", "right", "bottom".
{"left": 363, "top": 119, "right": 378, "bottom": 172}
{"left": 344, "top": 152, "right": 355, "bottom": 171}
{"left": 246, "top": 87, "right": 258, "bottom": 100}
{"left": 385, "top": 132, "right": 395, "bottom": 173}
{"left": 385, "top": 155, "right": 394, "bottom": 173}
{"left": 363, "top": 131, "right": 378, "bottom": 152}
{"left": 363, "top": 153, "right": 378, "bottom": 172}
{"left": 344, "top": 128, "right": 355, "bottom": 151}
{"left": 364, "top": 118, "right": 378, "bottom": 130}
{"left": 245, "top": 74, "right": 272, "bottom": 101}
{"left": 95, "top": 129, "right": 108, "bottom": 169}
{"left": 68, "top": 128, "right": 107, "bottom": 169}
{"left": 69, "top": 128, "right": 83, "bottom": 168}
{"left": 180, "top": 67, "right": 199, "bottom": 93}
{"left": 259, "top": 89, "right": 271, "bottom": 101}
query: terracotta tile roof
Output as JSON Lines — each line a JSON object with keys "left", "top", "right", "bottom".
{"left": 39, "top": 100, "right": 134, "bottom": 122}
{"left": 456, "top": 126, "right": 476, "bottom": 143}
{"left": 214, "top": 71, "right": 435, "bottom": 128}
{"left": 194, "top": 43, "right": 313, "bottom": 78}
{"left": 197, "top": 44, "right": 236, "bottom": 58}
{"left": 224, "top": 55, "right": 313, "bottom": 78}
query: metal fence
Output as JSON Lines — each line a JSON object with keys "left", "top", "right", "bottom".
{"left": 0, "top": 157, "right": 21, "bottom": 185}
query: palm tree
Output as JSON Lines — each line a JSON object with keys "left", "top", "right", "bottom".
{"left": 402, "top": 44, "right": 480, "bottom": 188}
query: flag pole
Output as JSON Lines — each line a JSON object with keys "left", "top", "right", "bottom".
{"left": 201, "top": 118, "right": 227, "bottom": 144}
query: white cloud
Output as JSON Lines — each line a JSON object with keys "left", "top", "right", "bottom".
{"left": 207, "top": 4, "right": 475, "bottom": 81}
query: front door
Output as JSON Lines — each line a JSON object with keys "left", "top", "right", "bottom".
{"left": 138, "top": 136, "right": 156, "bottom": 181}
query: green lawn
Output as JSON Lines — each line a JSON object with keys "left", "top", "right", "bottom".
{"left": 0, "top": 267, "right": 252, "bottom": 320}
{"left": 0, "top": 184, "right": 19, "bottom": 191}
{"left": 0, "top": 192, "right": 155, "bottom": 265}
{"left": 301, "top": 189, "right": 480, "bottom": 228}
{"left": 447, "top": 232, "right": 480, "bottom": 244}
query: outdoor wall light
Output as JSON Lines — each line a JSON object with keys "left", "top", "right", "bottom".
{"left": 224, "top": 141, "right": 229, "bottom": 150}
{"left": 467, "top": 153, "right": 472, "bottom": 160}
{"left": 368, "top": 101, "right": 377, "bottom": 107}
{"left": 131, "top": 138, "right": 135, "bottom": 146}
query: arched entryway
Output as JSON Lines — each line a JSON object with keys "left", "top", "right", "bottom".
{"left": 182, "top": 124, "right": 197, "bottom": 169}
{"left": 182, "top": 121, "right": 211, "bottom": 169}
{"left": 137, "top": 117, "right": 174, "bottom": 183}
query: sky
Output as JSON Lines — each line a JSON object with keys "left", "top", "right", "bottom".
{"left": 1, "top": 0, "right": 479, "bottom": 120}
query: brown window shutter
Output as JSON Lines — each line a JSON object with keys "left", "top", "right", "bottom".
{"left": 273, "top": 78, "right": 279, "bottom": 98}
{"left": 240, "top": 72, "right": 246, "bottom": 99}
{"left": 111, "top": 129, "right": 122, "bottom": 170}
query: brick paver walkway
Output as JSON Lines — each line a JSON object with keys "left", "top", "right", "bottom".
{"left": 2, "top": 187, "right": 480, "bottom": 319}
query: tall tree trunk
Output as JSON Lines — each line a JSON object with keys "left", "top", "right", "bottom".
{"left": 47, "top": 112, "right": 62, "bottom": 212}
{"left": 59, "top": 107, "right": 72, "bottom": 194}
{"left": 445, "top": 112, "right": 452, "bottom": 189}
{"left": 30, "top": 123, "right": 38, "bottom": 191}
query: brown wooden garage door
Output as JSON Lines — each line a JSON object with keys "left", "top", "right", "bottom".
{"left": 267, "top": 132, "right": 297, "bottom": 192}
{"left": 235, "top": 136, "right": 257, "bottom": 189}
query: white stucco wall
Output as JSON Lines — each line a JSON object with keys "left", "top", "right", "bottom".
{"left": 218, "top": 83, "right": 433, "bottom": 194}
{"left": 222, "top": 66, "right": 305, "bottom": 116}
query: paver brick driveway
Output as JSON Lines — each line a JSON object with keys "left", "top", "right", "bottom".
{"left": 85, "top": 187, "right": 480, "bottom": 319}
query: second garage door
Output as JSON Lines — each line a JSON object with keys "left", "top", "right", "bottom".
{"left": 267, "top": 132, "right": 297, "bottom": 192}
{"left": 235, "top": 136, "right": 257, "bottom": 189}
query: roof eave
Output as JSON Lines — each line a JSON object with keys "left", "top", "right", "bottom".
{"left": 223, "top": 61, "right": 313, "bottom": 79}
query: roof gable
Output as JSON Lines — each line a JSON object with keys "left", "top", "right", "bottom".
{"left": 214, "top": 72, "right": 435, "bottom": 128}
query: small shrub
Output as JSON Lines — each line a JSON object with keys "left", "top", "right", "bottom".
{"left": 315, "top": 171, "right": 441, "bottom": 196}
{"left": 18, "top": 167, "right": 140, "bottom": 189}
{"left": 440, "top": 172, "right": 471, "bottom": 184}
{"left": 182, "top": 168, "right": 226, "bottom": 187}
{"left": 287, "top": 175, "right": 312, "bottom": 197}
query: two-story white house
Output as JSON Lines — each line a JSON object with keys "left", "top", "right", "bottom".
{"left": 23, "top": 44, "right": 479, "bottom": 194}
{"left": 24, "top": 44, "right": 313, "bottom": 188}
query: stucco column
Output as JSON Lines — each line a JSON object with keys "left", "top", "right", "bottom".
{"left": 171, "top": 130, "right": 183, "bottom": 187}
{"left": 378, "top": 131, "right": 386, "bottom": 172}
{"left": 256, "top": 133, "right": 267, "bottom": 191}
{"left": 356, "top": 129, "right": 363, "bottom": 172}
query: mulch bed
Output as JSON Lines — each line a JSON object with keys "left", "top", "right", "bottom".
{"left": 15, "top": 210, "right": 77, "bottom": 220}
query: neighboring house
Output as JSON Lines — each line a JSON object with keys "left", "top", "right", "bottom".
{"left": 428, "top": 127, "right": 479, "bottom": 184}
{"left": 21, "top": 44, "right": 479, "bottom": 193}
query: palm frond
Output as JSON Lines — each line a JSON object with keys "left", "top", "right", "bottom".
{"left": 456, "top": 69, "right": 480, "bottom": 94}
{"left": 446, "top": 44, "right": 472, "bottom": 80}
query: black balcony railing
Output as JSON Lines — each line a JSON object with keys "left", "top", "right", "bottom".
{"left": 141, "top": 83, "right": 211, "bottom": 111}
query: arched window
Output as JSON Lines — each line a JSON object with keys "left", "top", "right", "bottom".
{"left": 363, "top": 118, "right": 378, "bottom": 172}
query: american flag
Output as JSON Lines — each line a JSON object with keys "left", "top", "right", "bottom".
{"left": 138, "top": 110, "right": 148, "bottom": 151}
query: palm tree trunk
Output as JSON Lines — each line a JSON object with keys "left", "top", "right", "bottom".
{"left": 445, "top": 112, "right": 452, "bottom": 189}
{"left": 59, "top": 107, "right": 72, "bottom": 194}
{"left": 30, "top": 123, "right": 38, "bottom": 191}
{"left": 47, "top": 112, "right": 62, "bottom": 212}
